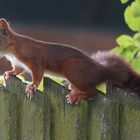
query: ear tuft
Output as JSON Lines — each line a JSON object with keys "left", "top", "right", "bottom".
{"left": 0, "top": 18, "right": 9, "bottom": 29}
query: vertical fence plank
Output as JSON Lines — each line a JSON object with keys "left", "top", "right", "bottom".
{"left": 87, "top": 93, "right": 119, "bottom": 140}
{"left": 6, "top": 77, "right": 46, "bottom": 140}
{"left": 116, "top": 89, "right": 140, "bottom": 140}
{"left": 0, "top": 86, "right": 17, "bottom": 140}
{"left": 44, "top": 78, "right": 90, "bottom": 140}
{"left": 43, "top": 86, "right": 51, "bottom": 140}
{"left": 17, "top": 93, "right": 44, "bottom": 140}
{"left": 44, "top": 78, "right": 120, "bottom": 140}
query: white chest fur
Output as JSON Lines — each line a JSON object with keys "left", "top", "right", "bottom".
{"left": 5, "top": 53, "right": 30, "bottom": 71}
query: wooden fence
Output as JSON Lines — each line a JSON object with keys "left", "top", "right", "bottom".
{"left": 0, "top": 76, "right": 140, "bottom": 140}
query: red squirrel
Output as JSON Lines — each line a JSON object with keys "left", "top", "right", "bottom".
{"left": 0, "top": 18, "right": 140, "bottom": 104}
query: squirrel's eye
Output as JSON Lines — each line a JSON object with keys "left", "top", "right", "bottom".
{"left": 0, "top": 29, "right": 7, "bottom": 36}
{"left": 2, "top": 29, "right": 7, "bottom": 36}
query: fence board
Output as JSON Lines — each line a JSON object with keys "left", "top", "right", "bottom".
{"left": 2, "top": 77, "right": 49, "bottom": 140}
{"left": 44, "top": 78, "right": 119, "bottom": 140}
{"left": 115, "top": 89, "right": 140, "bottom": 140}
{"left": 0, "top": 87, "right": 17, "bottom": 140}
{"left": 0, "top": 76, "right": 139, "bottom": 140}
{"left": 87, "top": 95, "right": 119, "bottom": 140}
{"left": 44, "top": 78, "right": 89, "bottom": 140}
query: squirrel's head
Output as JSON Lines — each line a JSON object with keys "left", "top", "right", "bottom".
{"left": 0, "top": 18, "right": 9, "bottom": 30}
{"left": 0, "top": 18, "right": 10, "bottom": 52}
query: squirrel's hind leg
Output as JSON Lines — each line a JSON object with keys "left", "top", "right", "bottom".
{"left": 66, "top": 91, "right": 97, "bottom": 104}
{"left": 66, "top": 83, "right": 97, "bottom": 104}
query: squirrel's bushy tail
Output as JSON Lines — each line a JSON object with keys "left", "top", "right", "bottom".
{"left": 91, "top": 51, "right": 140, "bottom": 96}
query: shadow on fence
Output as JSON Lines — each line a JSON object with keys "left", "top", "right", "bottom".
{"left": 0, "top": 76, "right": 139, "bottom": 140}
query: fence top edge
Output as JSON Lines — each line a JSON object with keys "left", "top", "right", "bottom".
{"left": 3, "top": 76, "right": 138, "bottom": 103}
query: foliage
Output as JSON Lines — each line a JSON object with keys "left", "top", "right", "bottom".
{"left": 120, "top": 0, "right": 129, "bottom": 4}
{"left": 98, "top": 0, "right": 140, "bottom": 93}
{"left": 112, "top": 0, "right": 140, "bottom": 73}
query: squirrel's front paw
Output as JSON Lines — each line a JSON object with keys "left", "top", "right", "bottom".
{"left": 3, "top": 71, "right": 16, "bottom": 81}
{"left": 66, "top": 92, "right": 80, "bottom": 104}
{"left": 3, "top": 71, "right": 11, "bottom": 81}
{"left": 25, "top": 84, "right": 37, "bottom": 99}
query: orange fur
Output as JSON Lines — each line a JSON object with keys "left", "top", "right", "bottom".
{"left": 0, "top": 18, "right": 140, "bottom": 103}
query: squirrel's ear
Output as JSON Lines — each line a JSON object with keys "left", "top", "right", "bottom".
{"left": 0, "top": 18, "right": 9, "bottom": 29}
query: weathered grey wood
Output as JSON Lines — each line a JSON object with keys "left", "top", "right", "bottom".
{"left": 43, "top": 78, "right": 51, "bottom": 140}
{"left": 114, "top": 89, "right": 140, "bottom": 140}
{"left": 44, "top": 78, "right": 119, "bottom": 140}
{"left": 0, "top": 76, "right": 139, "bottom": 140}
{"left": 0, "top": 86, "right": 17, "bottom": 140}
{"left": 106, "top": 85, "right": 140, "bottom": 140}
{"left": 44, "top": 78, "right": 91, "bottom": 140}
{"left": 87, "top": 95, "right": 119, "bottom": 140}
{"left": 0, "top": 76, "right": 50, "bottom": 140}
